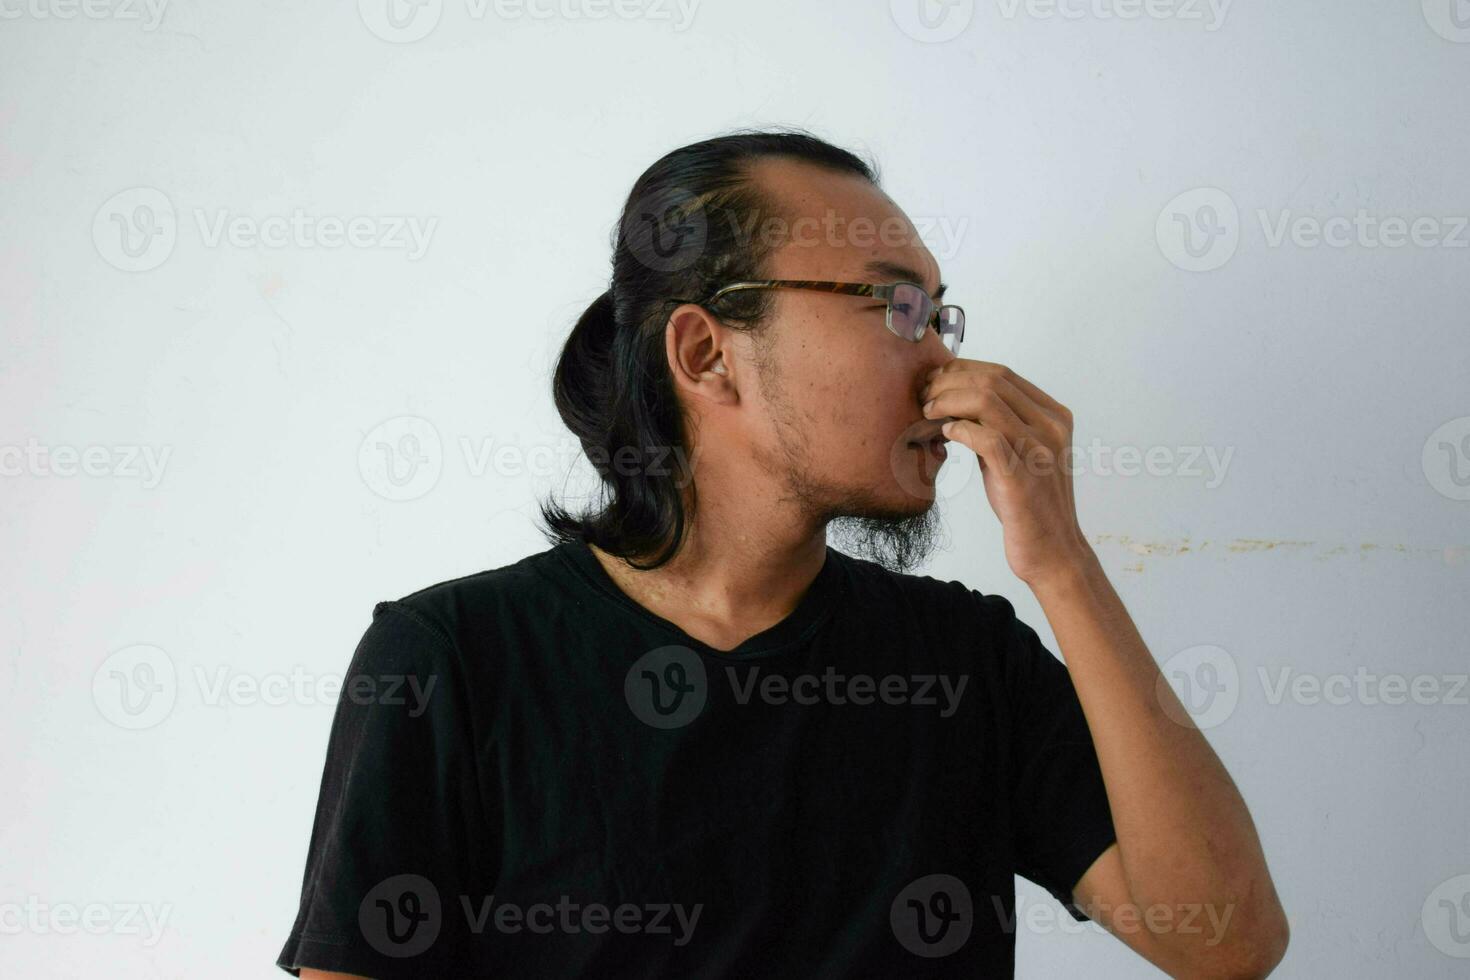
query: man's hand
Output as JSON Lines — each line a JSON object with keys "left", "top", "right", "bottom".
{"left": 922, "top": 359, "right": 1090, "bottom": 586}
{"left": 926, "top": 358, "right": 1289, "bottom": 977}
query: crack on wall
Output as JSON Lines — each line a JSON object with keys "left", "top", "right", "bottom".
{"left": 1087, "top": 535, "right": 1470, "bottom": 572}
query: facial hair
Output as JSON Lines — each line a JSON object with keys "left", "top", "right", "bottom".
{"left": 755, "top": 352, "right": 948, "bottom": 575}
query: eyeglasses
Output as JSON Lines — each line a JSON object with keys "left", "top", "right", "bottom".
{"left": 678, "top": 279, "right": 966, "bottom": 355}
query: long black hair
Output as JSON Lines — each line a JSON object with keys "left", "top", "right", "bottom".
{"left": 537, "top": 128, "right": 878, "bottom": 570}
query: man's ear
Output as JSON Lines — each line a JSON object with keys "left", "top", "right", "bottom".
{"left": 666, "top": 303, "right": 737, "bottom": 403}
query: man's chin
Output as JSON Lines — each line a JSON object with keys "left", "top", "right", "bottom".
{"left": 826, "top": 497, "right": 944, "bottom": 575}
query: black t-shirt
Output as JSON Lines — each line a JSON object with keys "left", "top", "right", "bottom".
{"left": 277, "top": 539, "right": 1116, "bottom": 978}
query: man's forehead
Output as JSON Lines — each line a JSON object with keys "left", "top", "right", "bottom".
{"left": 749, "top": 158, "right": 944, "bottom": 295}
{"left": 769, "top": 235, "right": 944, "bottom": 297}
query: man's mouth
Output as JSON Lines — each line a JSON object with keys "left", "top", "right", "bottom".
{"left": 907, "top": 431, "right": 949, "bottom": 460}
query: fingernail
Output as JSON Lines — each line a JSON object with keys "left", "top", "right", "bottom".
{"left": 941, "top": 421, "right": 955, "bottom": 436}
{"left": 923, "top": 399, "right": 935, "bottom": 414}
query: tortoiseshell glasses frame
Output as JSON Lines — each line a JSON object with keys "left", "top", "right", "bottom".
{"left": 674, "top": 279, "right": 966, "bottom": 354}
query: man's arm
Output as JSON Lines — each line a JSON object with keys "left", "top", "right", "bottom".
{"left": 926, "top": 359, "right": 1288, "bottom": 977}
{"left": 1031, "top": 552, "right": 1289, "bottom": 979}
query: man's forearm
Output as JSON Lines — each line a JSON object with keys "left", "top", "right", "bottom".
{"left": 1026, "top": 547, "right": 1287, "bottom": 963}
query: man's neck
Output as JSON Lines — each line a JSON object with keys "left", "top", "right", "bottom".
{"left": 587, "top": 529, "right": 828, "bottom": 654}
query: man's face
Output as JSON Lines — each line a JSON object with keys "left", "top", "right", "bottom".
{"left": 736, "top": 158, "right": 958, "bottom": 572}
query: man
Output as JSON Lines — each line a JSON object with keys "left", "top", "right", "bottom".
{"left": 279, "top": 130, "right": 1289, "bottom": 977}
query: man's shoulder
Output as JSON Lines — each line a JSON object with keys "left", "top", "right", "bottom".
{"left": 833, "top": 546, "right": 988, "bottom": 608}
{"left": 369, "top": 541, "right": 575, "bottom": 650}
{"left": 834, "top": 547, "right": 1032, "bottom": 641}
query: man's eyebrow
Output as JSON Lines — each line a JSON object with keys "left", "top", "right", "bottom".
{"left": 863, "top": 259, "right": 946, "bottom": 300}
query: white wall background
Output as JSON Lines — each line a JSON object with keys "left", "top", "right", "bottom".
{"left": 2, "top": 0, "right": 1467, "bottom": 976}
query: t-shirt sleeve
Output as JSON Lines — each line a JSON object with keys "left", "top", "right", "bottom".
{"left": 276, "top": 601, "right": 492, "bottom": 977}
{"left": 979, "top": 590, "right": 1117, "bottom": 923}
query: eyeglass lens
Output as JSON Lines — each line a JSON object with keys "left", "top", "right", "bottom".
{"left": 890, "top": 283, "right": 964, "bottom": 354}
